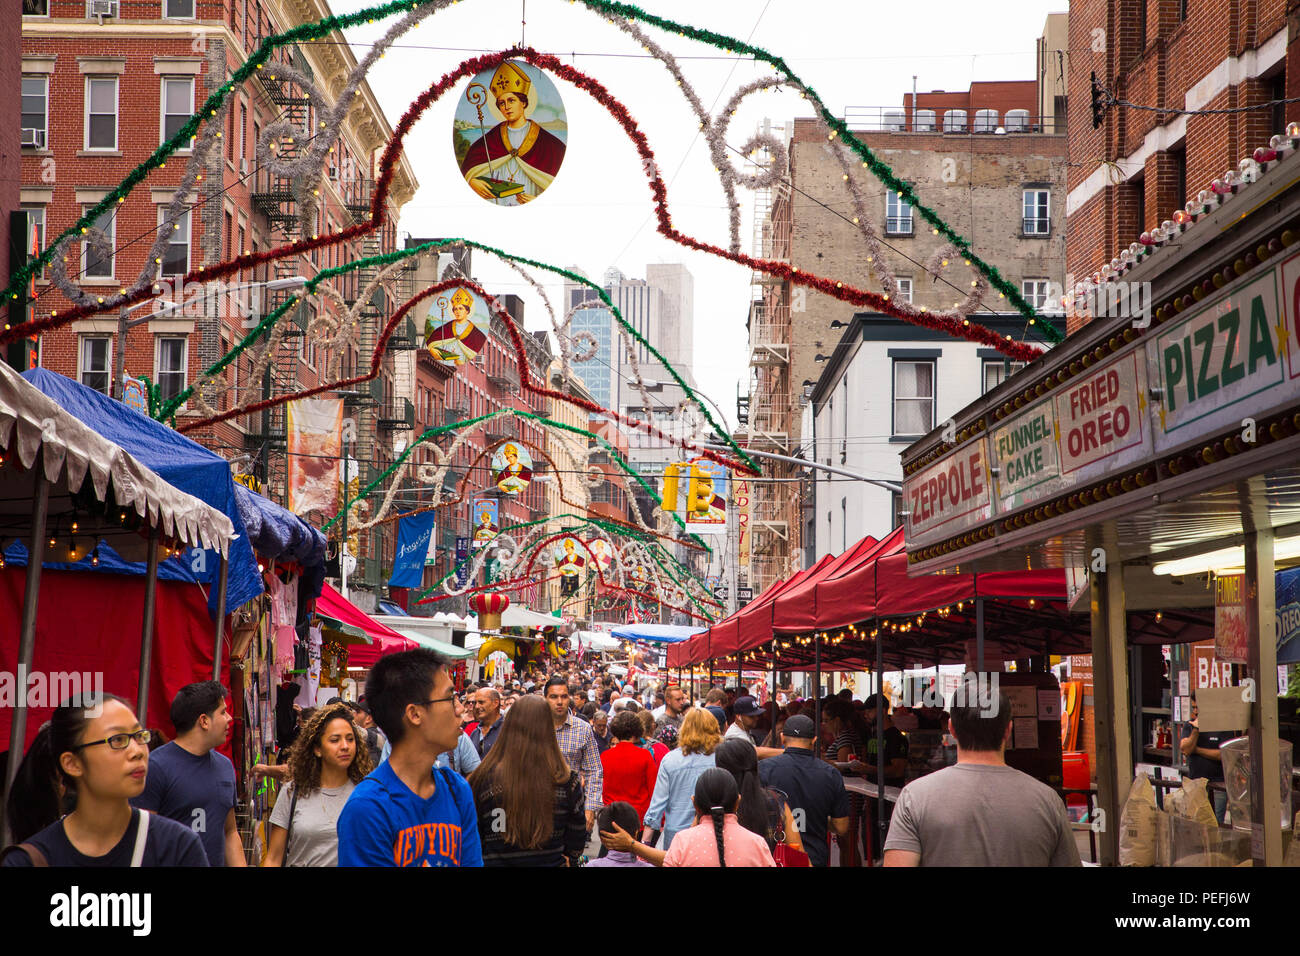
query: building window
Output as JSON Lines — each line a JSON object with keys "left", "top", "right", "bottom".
{"left": 1022, "top": 188, "right": 1050, "bottom": 235}
{"left": 886, "top": 190, "right": 913, "bottom": 235}
{"left": 1022, "top": 279, "right": 1050, "bottom": 310}
{"left": 896, "top": 277, "right": 913, "bottom": 304}
{"left": 81, "top": 205, "right": 115, "bottom": 278}
{"left": 158, "top": 207, "right": 190, "bottom": 277}
{"left": 983, "top": 359, "right": 1028, "bottom": 394}
{"left": 155, "top": 336, "right": 187, "bottom": 405}
{"left": 893, "top": 359, "right": 934, "bottom": 436}
{"left": 160, "top": 76, "right": 193, "bottom": 145}
{"left": 80, "top": 336, "right": 112, "bottom": 393}
{"left": 164, "top": 0, "right": 194, "bottom": 17}
{"left": 85, "top": 76, "right": 118, "bottom": 150}
{"left": 21, "top": 76, "right": 48, "bottom": 148}
{"left": 23, "top": 0, "right": 49, "bottom": 12}
{"left": 21, "top": 207, "right": 45, "bottom": 276}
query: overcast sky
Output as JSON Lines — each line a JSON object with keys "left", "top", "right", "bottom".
{"left": 334, "top": 0, "right": 1067, "bottom": 428}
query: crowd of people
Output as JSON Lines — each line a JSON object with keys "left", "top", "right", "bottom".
{"left": 0, "top": 647, "right": 1080, "bottom": 868}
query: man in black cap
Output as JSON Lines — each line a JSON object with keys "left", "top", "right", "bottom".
{"left": 758, "top": 714, "right": 851, "bottom": 867}
{"left": 724, "top": 695, "right": 783, "bottom": 758}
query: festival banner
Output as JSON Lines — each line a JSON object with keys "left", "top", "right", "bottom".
{"left": 470, "top": 498, "right": 499, "bottom": 549}
{"left": 734, "top": 474, "right": 752, "bottom": 570}
{"left": 684, "top": 458, "right": 728, "bottom": 537}
{"left": 287, "top": 398, "right": 342, "bottom": 515}
{"left": 389, "top": 511, "right": 437, "bottom": 589}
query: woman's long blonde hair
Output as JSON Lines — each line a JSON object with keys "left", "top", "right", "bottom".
{"left": 677, "top": 707, "right": 721, "bottom": 756}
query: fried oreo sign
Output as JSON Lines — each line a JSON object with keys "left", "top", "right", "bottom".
{"left": 906, "top": 442, "right": 992, "bottom": 547}
{"left": 1053, "top": 350, "right": 1148, "bottom": 474}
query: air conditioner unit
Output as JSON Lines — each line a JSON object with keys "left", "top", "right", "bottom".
{"left": 90, "top": 0, "right": 117, "bottom": 15}
{"left": 20, "top": 128, "right": 45, "bottom": 148}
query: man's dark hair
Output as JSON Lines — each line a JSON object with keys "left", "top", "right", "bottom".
{"left": 365, "top": 648, "right": 449, "bottom": 746}
{"left": 543, "top": 675, "right": 569, "bottom": 695}
{"left": 170, "top": 680, "right": 228, "bottom": 733}
{"left": 598, "top": 801, "right": 639, "bottom": 837}
{"left": 948, "top": 690, "right": 1012, "bottom": 752}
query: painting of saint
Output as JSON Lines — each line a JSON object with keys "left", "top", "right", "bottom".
{"left": 554, "top": 537, "right": 585, "bottom": 577}
{"left": 471, "top": 499, "right": 499, "bottom": 548}
{"left": 588, "top": 537, "right": 613, "bottom": 574}
{"left": 454, "top": 60, "right": 567, "bottom": 206}
{"left": 491, "top": 442, "right": 534, "bottom": 495}
{"left": 425, "top": 287, "right": 487, "bottom": 366}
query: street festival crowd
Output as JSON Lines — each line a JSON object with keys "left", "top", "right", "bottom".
{"left": 0, "top": 648, "right": 1081, "bottom": 867}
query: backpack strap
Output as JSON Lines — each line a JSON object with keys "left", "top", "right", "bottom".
{"left": 0, "top": 843, "right": 48, "bottom": 866}
{"left": 283, "top": 784, "right": 300, "bottom": 858}
{"left": 130, "top": 809, "right": 150, "bottom": 867}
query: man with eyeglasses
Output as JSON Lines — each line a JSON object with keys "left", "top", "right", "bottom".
{"left": 131, "top": 680, "right": 245, "bottom": 866}
{"left": 337, "top": 649, "right": 483, "bottom": 866}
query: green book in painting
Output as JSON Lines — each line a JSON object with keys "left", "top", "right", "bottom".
{"left": 475, "top": 176, "right": 526, "bottom": 198}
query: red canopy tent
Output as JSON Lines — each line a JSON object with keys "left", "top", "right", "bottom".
{"left": 809, "top": 527, "right": 906, "bottom": 632}
{"left": 771, "top": 535, "right": 878, "bottom": 633}
{"left": 314, "top": 582, "right": 417, "bottom": 669}
{"left": 735, "top": 555, "right": 837, "bottom": 654}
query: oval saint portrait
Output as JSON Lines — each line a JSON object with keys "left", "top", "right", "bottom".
{"left": 554, "top": 537, "right": 585, "bottom": 576}
{"left": 453, "top": 59, "right": 568, "bottom": 206}
{"left": 491, "top": 441, "right": 534, "bottom": 495}
{"left": 424, "top": 286, "right": 487, "bottom": 366}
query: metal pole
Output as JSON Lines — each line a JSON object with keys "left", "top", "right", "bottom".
{"left": 3, "top": 472, "right": 50, "bottom": 824}
{"left": 726, "top": 502, "right": 738, "bottom": 617}
{"left": 875, "top": 619, "right": 886, "bottom": 855}
{"left": 136, "top": 525, "right": 161, "bottom": 721}
{"left": 770, "top": 640, "right": 778, "bottom": 739}
{"left": 340, "top": 435, "right": 349, "bottom": 599}
{"left": 114, "top": 306, "right": 127, "bottom": 400}
{"left": 702, "top": 443, "right": 902, "bottom": 493}
{"left": 814, "top": 632, "right": 822, "bottom": 729}
{"left": 211, "top": 554, "right": 229, "bottom": 681}
{"left": 1088, "top": 524, "right": 1130, "bottom": 867}
{"left": 975, "top": 598, "right": 985, "bottom": 673}
{"left": 1243, "top": 526, "right": 1283, "bottom": 865}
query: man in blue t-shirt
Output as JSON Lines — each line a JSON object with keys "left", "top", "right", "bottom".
{"left": 337, "top": 649, "right": 483, "bottom": 866}
{"left": 132, "top": 680, "right": 244, "bottom": 866}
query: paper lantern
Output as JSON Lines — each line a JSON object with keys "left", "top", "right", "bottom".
{"left": 471, "top": 591, "right": 511, "bottom": 632}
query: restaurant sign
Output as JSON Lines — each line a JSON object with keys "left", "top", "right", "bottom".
{"left": 905, "top": 439, "right": 992, "bottom": 547}
{"left": 991, "top": 397, "right": 1061, "bottom": 510}
{"left": 1153, "top": 269, "right": 1286, "bottom": 448}
{"left": 1053, "top": 349, "right": 1150, "bottom": 478}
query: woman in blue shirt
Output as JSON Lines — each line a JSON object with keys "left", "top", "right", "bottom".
{"left": 644, "top": 708, "right": 720, "bottom": 849}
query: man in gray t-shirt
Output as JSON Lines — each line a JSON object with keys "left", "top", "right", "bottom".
{"left": 883, "top": 690, "right": 1080, "bottom": 867}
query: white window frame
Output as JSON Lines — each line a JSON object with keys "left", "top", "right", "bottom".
{"left": 1022, "top": 278, "right": 1050, "bottom": 310}
{"left": 983, "top": 359, "right": 1028, "bottom": 395}
{"left": 79, "top": 335, "right": 113, "bottom": 394}
{"left": 896, "top": 277, "right": 913, "bottom": 304}
{"left": 1023, "top": 188, "right": 1051, "bottom": 236}
{"left": 886, "top": 190, "right": 912, "bottom": 235}
{"left": 157, "top": 206, "right": 190, "bottom": 277}
{"left": 162, "top": 0, "right": 195, "bottom": 18}
{"left": 892, "top": 359, "right": 935, "bottom": 438}
{"left": 154, "top": 335, "right": 188, "bottom": 406}
{"left": 22, "top": 0, "right": 50, "bottom": 16}
{"left": 81, "top": 204, "right": 115, "bottom": 279}
{"left": 159, "top": 75, "right": 194, "bottom": 148}
{"left": 21, "top": 206, "right": 46, "bottom": 277}
{"left": 84, "top": 75, "right": 118, "bottom": 151}
{"left": 21, "top": 75, "right": 49, "bottom": 147}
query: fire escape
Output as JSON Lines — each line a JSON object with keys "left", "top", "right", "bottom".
{"left": 248, "top": 44, "right": 314, "bottom": 504}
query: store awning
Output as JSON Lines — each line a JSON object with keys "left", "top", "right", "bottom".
{"left": 737, "top": 554, "right": 837, "bottom": 652}
{"left": 0, "top": 361, "right": 236, "bottom": 558}
{"left": 609, "top": 623, "right": 702, "bottom": 644}
{"left": 393, "top": 627, "right": 475, "bottom": 660}
{"left": 232, "top": 484, "right": 327, "bottom": 600}
{"left": 771, "top": 535, "right": 878, "bottom": 633}
{"left": 315, "top": 583, "right": 417, "bottom": 667}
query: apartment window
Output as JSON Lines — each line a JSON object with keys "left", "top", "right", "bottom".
{"left": 161, "top": 76, "right": 193, "bottom": 145}
{"left": 80, "top": 336, "right": 112, "bottom": 393}
{"left": 21, "top": 76, "right": 48, "bottom": 148}
{"left": 85, "top": 76, "right": 118, "bottom": 150}
{"left": 164, "top": 0, "right": 194, "bottom": 17}
{"left": 983, "top": 359, "right": 1028, "bottom": 394}
{"left": 893, "top": 359, "right": 934, "bottom": 436}
{"left": 23, "top": 0, "right": 49, "bottom": 13}
{"left": 21, "top": 207, "right": 45, "bottom": 275}
{"left": 896, "top": 277, "right": 913, "bottom": 304}
{"left": 155, "top": 337, "right": 187, "bottom": 404}
{"left": 158, "top": 207, "right": 190, "bottom": 277}
{"left": 1022, "top": 279, "right": 1050, "bottom": 310}
{"left": 886, "top": 190, "right": 913, "bottom": 235}
{"left": 81, "top": 205, "right": 115, "bottom": 278}
{"left": 1022, "top": 188, "right": 1050, "bottom": 235}
{"left": 238, "top": 103, "right": 247, "bottom": 164}
{"left": 1170, "top": 145, "right": 1187, "bottom": 210}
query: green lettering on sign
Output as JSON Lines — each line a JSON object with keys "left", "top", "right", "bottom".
{"left": 1247, "top": 294, "right": 1277, "bottom": 374}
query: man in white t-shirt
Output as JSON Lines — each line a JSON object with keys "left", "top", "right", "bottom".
{"left": 883, "top": 690, "right": 1081, "bottom": 867}
{"left": 723, "top": 696, "right": 783, "bottom": 759}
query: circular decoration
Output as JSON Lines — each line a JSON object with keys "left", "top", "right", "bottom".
{"left": 554, "top": 536, "right": 586, "bottom": 576}
{"left": 454, "top": 59, "right": 567, "bottom": 206}
{"left": 424, "top": 287, "right": 488, "bottom": 365}
{"left": 587, "top": 536, "right": 613, "bottom": 574}
{"left": 491, "top": 441, "right": 534, "bottom": 494}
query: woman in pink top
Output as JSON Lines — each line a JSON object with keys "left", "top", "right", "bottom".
{"left": 599, "top": 768, "right": 775, "bottom": 867}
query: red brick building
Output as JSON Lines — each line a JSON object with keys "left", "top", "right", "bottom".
{"left": 20, "top": 0, "right": 418, "bottom": 602}
{"left": 1065, "top": 0, "right": 1297, "bottom": 329}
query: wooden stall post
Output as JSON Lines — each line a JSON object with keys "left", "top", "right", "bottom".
{"left": 1089, "top": 524, "right": 1131, "bottom": 866}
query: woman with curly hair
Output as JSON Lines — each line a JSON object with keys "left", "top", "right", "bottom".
{"left": 262, "top": 704, "right": 372, "bottom": 867}
{"left": 467, "top": 695, "right": 587, "bottom": 867}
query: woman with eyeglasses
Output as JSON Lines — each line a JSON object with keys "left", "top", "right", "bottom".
{"left": 1, "top": 693, "right": 208, "bottom": 866}
{"left": 262, "top": 704, "right": 373, "bottom": 867}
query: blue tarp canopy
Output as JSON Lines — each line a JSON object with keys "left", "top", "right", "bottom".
{"left": 233, "top": 483, "right": 326, "bottom": 601}
{"left": 20, "top": 368, "right": 261, "bottom": 616}
{"left": 609, "top": 623, "right": 703, "bottom": 644}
